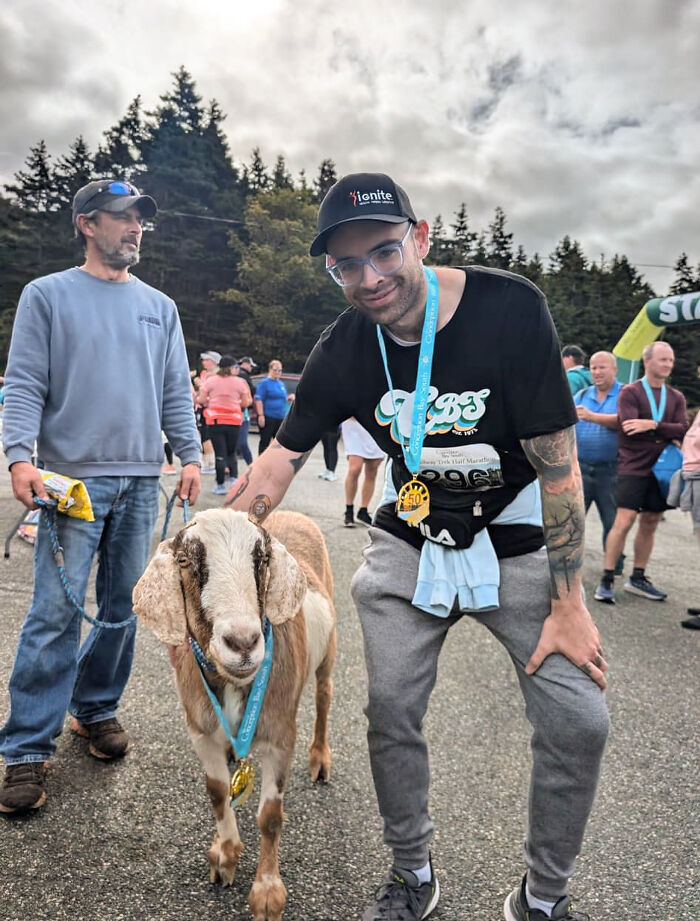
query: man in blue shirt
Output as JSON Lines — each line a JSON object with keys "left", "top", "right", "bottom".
{"left": 574, "top": 351, "right": 622, "bottom": 569}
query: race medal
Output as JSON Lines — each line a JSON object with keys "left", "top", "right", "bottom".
{"left": 396, "top": 478, "right": 430, "bottom": 527}
{"left": 230, "top": 758, "right": 255, "bottom": 809}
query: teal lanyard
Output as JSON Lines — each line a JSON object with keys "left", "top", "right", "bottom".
{"left": 376, "top": 267, "right": 440, "bottom": 474}
{"left": 641, "top": 378, "right": 666, "bottom": 423}
{"left": 194, "top": 618, "right": 274, "bottom": 760}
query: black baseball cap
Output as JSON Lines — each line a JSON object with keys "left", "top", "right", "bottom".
{"left": 309, "top": 172, "right": 417, "bottom": 256}
{"left": 72, "top": 179, "right": 157, "bottom": 226}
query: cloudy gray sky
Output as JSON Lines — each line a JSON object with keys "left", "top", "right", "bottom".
{"left": 1, "top": 0, "right": 698, "bottom": 293}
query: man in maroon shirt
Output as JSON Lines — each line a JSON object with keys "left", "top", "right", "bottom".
{"left": 595, "top": 341, "right": 688, "bottom": 603}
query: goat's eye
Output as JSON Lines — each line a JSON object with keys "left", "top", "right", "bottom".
{"left": 176, "top": 553, "right": 190, "bottom": 568}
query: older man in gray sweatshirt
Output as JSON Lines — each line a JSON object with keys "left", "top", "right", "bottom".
{"left": 0, "top": 179, "right": 201, "bottom": 814}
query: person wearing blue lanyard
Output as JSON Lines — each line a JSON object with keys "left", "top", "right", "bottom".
{"left": 594, "top": 341, "right": 688, "bottom": 604}
{"left": 574, "top": 351, "right": 624, "bottom": 571}
{"left": 220, "top": 173, "right": 608, "bottom": 921}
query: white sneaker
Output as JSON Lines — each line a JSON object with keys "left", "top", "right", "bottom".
{"left": 201, "top": 466, "right": 216, "bottom": 475}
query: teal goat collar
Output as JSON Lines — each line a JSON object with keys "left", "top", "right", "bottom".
{"left": 189, "top": 618, "right": 274, "bottom": 761}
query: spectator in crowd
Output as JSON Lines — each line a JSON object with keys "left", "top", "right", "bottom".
{"left": 595, "top": 341, "right": 688, "bottom": 604}
{"left": 0, "top": 178, "right": 200, "bottom": 814}
{"left": 668, "top": 362, "right": 700, "bottom": 629}
{"left": 319, "top": 426, "right": 341, "bottom": 481}
{"left": 196, "top": 350, "right": 221, "bottom": 473}
{"left": 574, "top": 350, "right": 624, "bottom": 572}
{"left": 341, "top": 417, "right": 385, "bottom": 526}
{"left": 562, "top": 345, "right": 592, "bottom": 396}
{"left": 196, "top": 355, "right": 252, "bottom": 494}
{"left": 236, "top": 356, "right": 257, "bottom": 465}
{"left": 220, "top": 172, "right": 608, "bottom": 921}
{"left": 255, "top": 359, "right": 293, "bottom": 454}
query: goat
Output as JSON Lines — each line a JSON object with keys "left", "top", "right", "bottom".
{"left": 132, "top": 507, "right": 336, "bottom": 921}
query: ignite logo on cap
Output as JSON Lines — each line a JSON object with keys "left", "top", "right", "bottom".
{"left": 349, "top": 188, "right": 395, "bottom": 208}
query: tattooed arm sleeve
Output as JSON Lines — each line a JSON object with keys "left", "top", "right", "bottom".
{"left": 223, "top": 439, "right": 312, "bottom": 519}
{"left": 520, "top": 426, "right": 585, "bottom": 601}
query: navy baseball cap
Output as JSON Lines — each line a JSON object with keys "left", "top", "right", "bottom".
{"left": 309, "top": 172, "right": 417, "bottom": 256}
{"left": 72, "top": 179, "right": 157, "bottom": 226}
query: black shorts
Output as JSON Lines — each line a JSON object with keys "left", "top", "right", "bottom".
{"left": 616, "top": 474, "right": 666, "bottom": 513}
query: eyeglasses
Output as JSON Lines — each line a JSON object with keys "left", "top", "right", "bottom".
{"left": 325, "top": 223, "right": 413, "bottom": 287}
{"left": 81, "top": 180, "right": 138, "bottom": 211}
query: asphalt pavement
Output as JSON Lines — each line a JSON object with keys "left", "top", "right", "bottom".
{"left": 0, "top": 438, "right": 698, "bottom": 921}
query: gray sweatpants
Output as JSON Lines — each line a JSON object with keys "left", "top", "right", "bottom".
{"left": 350, "top": 528, "right": 609, "bottom": 899}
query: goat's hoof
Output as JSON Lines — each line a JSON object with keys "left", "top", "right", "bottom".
{"left": 309, "top": 744, "right": 332, "bottom": 783}
{"left": 249, "top": 878, "right": 287, "bottom": 921}
{"left": 208, "top": 833, "right": 243, "bottom": 886}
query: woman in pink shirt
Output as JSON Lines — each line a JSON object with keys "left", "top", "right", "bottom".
{"left": 196, "top": 356, "right": 252, "bottom": 494}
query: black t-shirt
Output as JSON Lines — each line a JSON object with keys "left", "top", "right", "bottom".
{"left": 278, "top": 266, "right": 576, "bottom": 555}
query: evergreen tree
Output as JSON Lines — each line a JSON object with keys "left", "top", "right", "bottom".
{"left": 272, "top": 155, "right": 294, "bottom": 190}
{"left": 669, "top": 253, "right": 698, "bottom": 295}
{"left": 246, "top": 147, "right": 271, "bottom": 193}
{"left": 216, "top": 187, "right": 345, "bottom": 365}
{"left": 486, "top": 206, "right": 513, "bottom": 269}
{"left": 451, "top": 203, "right": 475, "bottom": 264}
{"left": 93, "top": 96, "right": 145, "bottom": 181}
{"left": 313, "top": 158, "right": 337, "bottom": 202}
{"left": 429, "top": 214, "right": 452, "bottom": 265}
{"left": 511, "top": 244, "right": 529, "bottom": 277}
{"left": 472, "top": 231, "right": 488, "bottom": 265}
{"left": 5, "top": 140, "right": 56, "bottom": 212}
{"left": 53, "top": 135, "right": 94, "bottom": 210}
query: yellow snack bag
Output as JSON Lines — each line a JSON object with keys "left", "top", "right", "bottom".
{"left": 40, "top": 472, "right": 95, "bottom": 521}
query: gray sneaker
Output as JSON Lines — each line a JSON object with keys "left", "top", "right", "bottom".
{"left": 362, "top": 858, "right": 439, "bottom": 920}
{"left": 504, "top": 874, "right": 590, "bottom": 920}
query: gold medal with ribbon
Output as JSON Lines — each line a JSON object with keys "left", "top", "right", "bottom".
{"left": 229, "top": 758, "right": 255, "bottom": 808}
{"left": 376, "top": 267, "right": 441, "bottom": 531}
{"left": 396, "top": 477, "right": 430, "bottom": 526}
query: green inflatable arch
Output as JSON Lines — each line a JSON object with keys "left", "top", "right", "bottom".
{"left": 613, "top": 290, "right": 700, "bottom": 382}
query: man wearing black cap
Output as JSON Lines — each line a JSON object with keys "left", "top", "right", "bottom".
{"left": 221, "top": 173, "right": 607, "bottom": 920}
{"left": 1, "top": 179, "right": 201, "bottom": 815}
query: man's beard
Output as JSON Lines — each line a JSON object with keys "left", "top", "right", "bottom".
{"left": 97, "top": 239, "right": 140, "bottom": 269}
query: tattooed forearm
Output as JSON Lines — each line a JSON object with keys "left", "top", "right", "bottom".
{"left": 289, "top": 450, "right": 312, "bottom": 474}
{"left": 521, "top": 427, "right": 585, "bottom": 600}
{"left": 224, "top": 468, "right": 251, "bottom": 507}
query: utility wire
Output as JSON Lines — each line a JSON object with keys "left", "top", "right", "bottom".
{"left": 159, "top": 210, "right": 243, "bottom": 225}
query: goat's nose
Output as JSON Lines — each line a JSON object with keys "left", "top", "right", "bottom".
{"left": 222, "top": 630, "right": 260, "bottom": 655}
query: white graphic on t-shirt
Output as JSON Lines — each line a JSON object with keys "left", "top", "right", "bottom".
{"left": 375, "top": 386, "right": 491, "bottom": 441}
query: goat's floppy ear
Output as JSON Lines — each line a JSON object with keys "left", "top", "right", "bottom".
{"left": 132, "top": 540, "right": 187, "bottom": 645}
{"left": 264, "top": 535, "right": 307, "bottom": 624}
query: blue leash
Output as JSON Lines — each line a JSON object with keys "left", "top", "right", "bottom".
{"left": 36, "top": 489, "right": 190, "bottom": 631}
{"left": 161, "top": 489, "right": 190, "bottom": 541}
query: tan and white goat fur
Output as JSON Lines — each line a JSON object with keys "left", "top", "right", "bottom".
{"left": 132, "top": 508, "right": 336, "bottom": 921}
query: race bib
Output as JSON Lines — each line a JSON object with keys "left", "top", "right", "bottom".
{"left": 417, "top": 444, "right": 504, "bottom": 492}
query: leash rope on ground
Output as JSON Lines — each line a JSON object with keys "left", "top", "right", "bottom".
{"left": 35, "top": 491, "right": 189, "bottom": 631}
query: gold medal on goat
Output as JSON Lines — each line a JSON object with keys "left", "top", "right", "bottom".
{"left": 396, "top": 478, "right": 430, "bottom": 527}
{"left": 230, "top": 759, "right": 255, "bottom": 808}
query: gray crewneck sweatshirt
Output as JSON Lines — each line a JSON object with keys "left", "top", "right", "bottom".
{"left": 2, "top": 267, "right": 200, "bottom": 477}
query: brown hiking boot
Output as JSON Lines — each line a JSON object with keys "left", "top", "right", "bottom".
{"left": 0, "top": 762, "right": 48, "bottom": 814}
{"left": 70, "top": 717, "right": 130, "bottom": 760}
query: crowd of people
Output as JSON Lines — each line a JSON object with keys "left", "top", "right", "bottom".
{"left": 0, "top": 172, "right": 697, "bottom": 921}
{"left": 565, "top": 342, "right": 699, "bottom": 628}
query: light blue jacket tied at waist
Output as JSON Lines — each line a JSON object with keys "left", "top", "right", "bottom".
{"left": 380, "top": 463, "right": 543, "bottom": 617}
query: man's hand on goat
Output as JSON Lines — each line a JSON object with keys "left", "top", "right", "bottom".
{"left": 177, "top": 463, "right": 201, "bottom": 506}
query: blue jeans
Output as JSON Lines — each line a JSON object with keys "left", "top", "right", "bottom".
{"left": 0, "top": 476, "right": 159, "bottom": 765}
{"left": 580, "top": 460, "right": 618, "bottom": 549}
